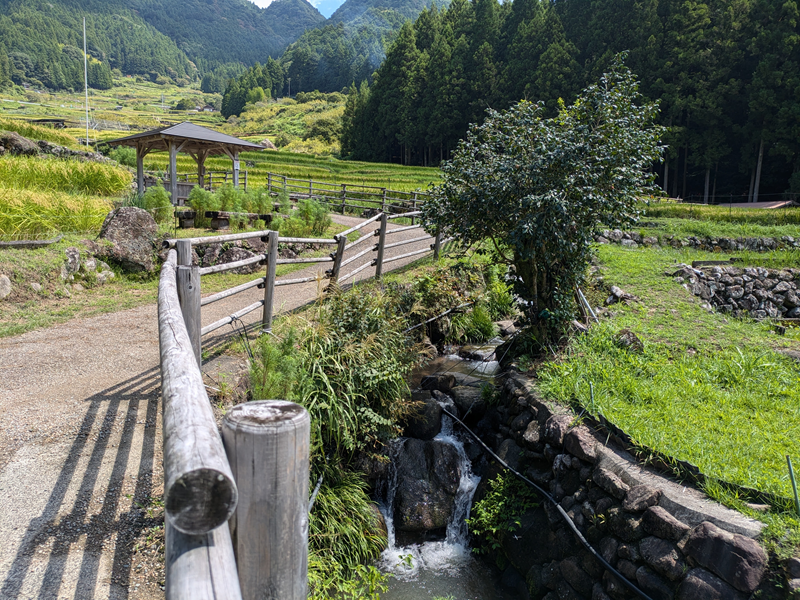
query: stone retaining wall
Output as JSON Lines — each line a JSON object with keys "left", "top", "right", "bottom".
{"left": 596, "top": 229, "right": 799, "bottom": 252}
{"left": 672, "top": 264, "right": 800, "bottom": 319}
{"left": 430, "top": 370, "right": 793, "bottom": 600}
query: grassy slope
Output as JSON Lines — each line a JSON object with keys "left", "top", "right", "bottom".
{"left": 539, "top": 243, "right": 800, "bottom": 502}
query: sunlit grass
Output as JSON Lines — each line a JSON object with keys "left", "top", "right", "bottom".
{"left": 538, "top": 244, "right": 800, "bottom": 500}
{"left": 0, "top": 118, "right": 80, "bottom": 148}
{"left": 0, "top": 187, "right": 113, "bottom": 238}
{"left": 0, "top": 156, "right": 131, "bottom": 196}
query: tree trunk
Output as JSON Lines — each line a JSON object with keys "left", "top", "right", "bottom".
{"left": 753, "top": 137, "right": 764, "bottom": 203}
{"left": 663, "top": 154, "right": 669, "bottom": 195}
{"left": 681, "top": 144, "right": 688, "bottom": 200}
{"left": 712, "top": 163, "right": 718, "bottom": 203}
{"left": 703, "top": 168, "right": 710, "bottom": 204}
{"left": 748, "top": 167, "right": 755, "bottom": 202}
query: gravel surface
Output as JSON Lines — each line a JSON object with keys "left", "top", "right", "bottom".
{"left": 0, "top": 214, "right": 438, "bottom": 599}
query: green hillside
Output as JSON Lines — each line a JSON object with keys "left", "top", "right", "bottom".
{"left": 0, "top": 0, "right": 324, "bottom": 91}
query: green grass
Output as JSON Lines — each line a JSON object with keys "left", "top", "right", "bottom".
{"left": 644, "top": 199, "right": 800, "bottom": 226}
{"left": 637, "top": 216, "right": 800, "bottom": 241}
{"left": 0, "top": 187, "right": 113, "bottom": 239}
{"left": 538, "top": 243, "right": 800, "bottom": 502}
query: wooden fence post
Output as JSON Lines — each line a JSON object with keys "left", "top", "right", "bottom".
{"left": 433, "top": 232, "right": 443, "bottom": 260}
{"left": 176, "top": 240, "right": 201, "bottom": 368}
{"left": 375, "top": 212, "right": 388, "bottom": 279}
{"left": 340, "top": 184, "right": 346, "bottom": 214}
{"left": 209, "top": 172, "right": 213, "bottom": 191}
{"left": 267, "top": 173, "right": 272, "bottom": 194}
{"left": 328, "top": 235, "right": 347, "bottom": 286}
{"left": 244, "top": 170, "right": 248, "bottom": 191}
{"left": 411, "top": 192, "right": 417, "bottom": 225}
{"left": 309, "top": 180, "right": 313, "bottom": 198}
{"left": 381, "top": 188, "right": 387, "bottom": 213}
{"left": 283, "top": 176, "right": 287, "bottom": 194}
{"left": 222, "top": 401, "right": 310, "bottom": 600}
{"left": 262, "top": 230, "right": 278, "bottom": 332}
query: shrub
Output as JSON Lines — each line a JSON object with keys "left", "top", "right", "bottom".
{"left": 141, "top": 183, "right": 173, "bottom": 223}
{"left": 448, "top": 304, "right": 496, "bottom": 343}
{"left": 295, "top": 199, "right": 331, "bottom": 236}
{"left": 108, "top": 146, "right": 136, "bottom": 168}
{"left": 187, "top": 186, "right": 219, "bottom": 228}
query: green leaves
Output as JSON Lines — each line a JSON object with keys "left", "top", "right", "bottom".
{"left": 423, "top": 56, "right": 664, "bottom": 339}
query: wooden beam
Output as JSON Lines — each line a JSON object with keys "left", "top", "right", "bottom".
{"left": 169, "top": 140, "right": 179, "bottom": 205}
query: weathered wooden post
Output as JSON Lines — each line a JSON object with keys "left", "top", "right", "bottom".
{"left": 375, "top": 212, "right": 388, "bottom": 279}
{"left": 309, "top": 179, "right": 313, "bottom": 198}
{"left": 221, "top": 401, "right": 310, "bottom": 600}
{"left": 433, "top": 232, "right": 443, "bottom": 260}
{"left": 165, "top": 521, "right": 242, "bottom": 600}
{"left": 328, "top": 235, "right": 347, "bottom": 285}
{"left": 381, "top": 188, "right": 387, "bottom": 213}
{"left": 176, "top": 240, "right": 201, "bottom": 368}
{"left": 411, "top": 193, "right": 417, "bottom": 225}
{"left": 267, "top": 173, "right": 272, "bottom": 194}
{"left": 244, "top": 170, "right": 248, "bottom": 191}
{"left": 159, "top": 254, "right": 238, "bottom": 537}
{"left": 340, "top": 184, "right": 346, "bottom": 214}
{"left": 283, "top": 176, "right": 287, "bottom": 193}
{"left": 262, "top": 230, "right": 278, "bottom": 331}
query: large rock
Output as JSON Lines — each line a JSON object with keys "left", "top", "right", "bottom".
{"left": 403, "top": 390, "right": 442, "bottom": 440}
{"left": 0, "top": 131, "right": 38, "bottom": 155}
{"left": 642, "top": 506, "right": 689, "bottom": 541}
{"left": 564, "top": 426, "right": 598, "bottom": 463}
{"left": 450, "top": 385, "right": 486, "bottom": 424}
{"left": 638, "top": 536, "right": 686, "bottom": 581}
{"left": 216, "top": 247, "right": 261, "bottom": 274}
{"left": 677, "top": 568, "right": 746, "bottom": 600}
{"left": 394, "top": 438, "right": 461, "bottom": 532}
{"left": 682, "top": 521, "right": 767, "bottom": 593}
{"left": 0, "top": 274, "right": 11, "bottom": 299}
{"left": 97, "top": 207, "right": 159, "bottom": 272}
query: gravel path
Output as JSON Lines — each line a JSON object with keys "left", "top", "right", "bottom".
{"left": 0, "top": 215, "right": 436, "bottom": 599}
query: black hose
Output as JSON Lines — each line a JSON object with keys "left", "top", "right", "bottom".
{"left": 441, "top": 407, "right": 655, "bottom": 600}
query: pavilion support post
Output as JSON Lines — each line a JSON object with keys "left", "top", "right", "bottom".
{"left": 233, "top": 151, "right": 240, "bottom": 189}
{"left": 169, "top": 140, "right": 179, "bottom": 206}
{"left": 136, "top": 144, "right": 145, "bottom": 197}
{"left": 197, "top": 150, "right": 208, "bottom": 188}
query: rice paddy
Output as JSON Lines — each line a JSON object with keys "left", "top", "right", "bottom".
{"left": 0, "top": 187, "right": 112, "bottom": 237}
{"left": 0, "top": 156, "right": 131, "bottom": 196}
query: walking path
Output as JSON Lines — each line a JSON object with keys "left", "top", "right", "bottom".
{"left": 0, "top": 214, "right": 435, "bottom": 599}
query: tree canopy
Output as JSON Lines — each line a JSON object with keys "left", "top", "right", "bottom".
{"left": 421, "top": 58, "right": 664, "bottom": 340}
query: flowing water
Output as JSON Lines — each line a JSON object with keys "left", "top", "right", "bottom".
{"left": 377, "top": 400, "right": 523, "bottom": 600}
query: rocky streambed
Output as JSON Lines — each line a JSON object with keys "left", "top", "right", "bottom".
{"left": 369, "top": 340, "right": 787, "bottom": 600}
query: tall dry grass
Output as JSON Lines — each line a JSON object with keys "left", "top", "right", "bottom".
{"left": 0, "top": 156, "right": 131, "bottom": 196}
{"left": 0, "top": 119, "right": 79, "bottom": 147}
{"left": 0, "top": 187, "right": 112, "bottom": 237}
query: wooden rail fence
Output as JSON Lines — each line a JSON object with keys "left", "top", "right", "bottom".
{"left": 266, "top": 172, "right": 430, "bottom": 220}
{"left": 157, "top": 208, "right": 451, "bottom": 598}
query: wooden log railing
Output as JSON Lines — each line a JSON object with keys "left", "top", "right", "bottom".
{"left": 265, "top": 172, "right": 429, "bottom": 219}
{"left": 158, "top": 207, "right": 450, "bottom": 598}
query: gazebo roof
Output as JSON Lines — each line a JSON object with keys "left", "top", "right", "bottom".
{"left": 106, "top": 122, "right": 265, "bottom": 156}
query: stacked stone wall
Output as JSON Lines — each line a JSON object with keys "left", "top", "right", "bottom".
{"left": 438, "top": 371, "right": 791, "bottom": 600}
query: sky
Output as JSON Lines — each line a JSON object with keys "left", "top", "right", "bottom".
{"left": 248, "top": 0, "right": 343, "bottom": 17}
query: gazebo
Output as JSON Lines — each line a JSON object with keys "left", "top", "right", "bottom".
{"left": 106, "top": 122, "right": 265, "bottom": 204}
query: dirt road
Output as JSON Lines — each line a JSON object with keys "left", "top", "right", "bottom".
{"left": 0, "top": 214, "right": 436, "bottom": 599}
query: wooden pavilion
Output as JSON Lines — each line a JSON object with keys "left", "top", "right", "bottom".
{"left": 106, "top": 122, "right": 265, "bottom": 204}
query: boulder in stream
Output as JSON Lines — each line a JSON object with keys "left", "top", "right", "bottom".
{"left": 394, "top": 438, "right": 461, "bottom": 534}
{"left": 402, "top": 390, "right": 443, "bottom": 440}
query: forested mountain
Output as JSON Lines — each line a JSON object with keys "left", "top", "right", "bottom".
{"left": 341, "top": 0, "right": 800, "bottom": 200}
{"left": 130, "top": 0, "right": 324, "bottom": 71}
{"left": 273, "top": 0, "right": 447, "bottom": 95}
{"left": 0, "top": 0, "right": 323, "bottom": 91}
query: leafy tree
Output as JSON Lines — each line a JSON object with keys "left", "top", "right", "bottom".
{"left": 421, "top": 58, "right": 664, "bottom": 341}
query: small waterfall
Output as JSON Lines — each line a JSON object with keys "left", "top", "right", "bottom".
{"left": 378, "top": 407, "right": 480, "bottom": 579}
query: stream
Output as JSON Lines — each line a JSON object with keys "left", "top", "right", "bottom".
{"left": 377, "top": 348, "right": 524, "bottom": 600}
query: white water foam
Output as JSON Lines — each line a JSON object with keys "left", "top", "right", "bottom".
{"left": 378, "top": 411, "right": 480, "bottom": 582}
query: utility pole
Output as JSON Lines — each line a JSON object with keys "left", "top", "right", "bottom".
{"left": 83, "top": 17, "right": 89, "bottom": 148}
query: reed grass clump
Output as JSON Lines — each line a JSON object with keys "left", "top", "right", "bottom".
{"left": 0, "top": 187, "right": 112, "bottom": 237}
{"left": 0, "top": 156, "right": 131, "bottom": 196}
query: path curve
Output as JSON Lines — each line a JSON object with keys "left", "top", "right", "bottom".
{"left": 0, "top": 214, "right": 437, "bottom": 599}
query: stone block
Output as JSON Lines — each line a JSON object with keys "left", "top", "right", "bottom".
{"left": 622, "top": 485, "right": 661, "bottom": 512}
{"left": 544, "top": 414, "right": 573, "bottom": 447}
{"left": 635, "top": 566, "right": 674, "bottom": 600}
{"left": 642, "top": 506, "right": 689, "bottom": 541}
{"left": 593, "top": 467, "right": 630, "bottom": 500}
{"left": 682, "top": 521, "right": 767, "bottom": 593}
{"left": 676, "top": 568, "right": 746, "bottom": 600}
{"left": 564, "top": 426, "right": 599, "bottom": 463}
{"left": 606, "top": 507, "right": 644, "bottom": 542}
{"left": 560, "top": 556, "right": 593, "bottom": 596}
{"left": 638, "top": 536, "right": 686, "bottom": 581}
